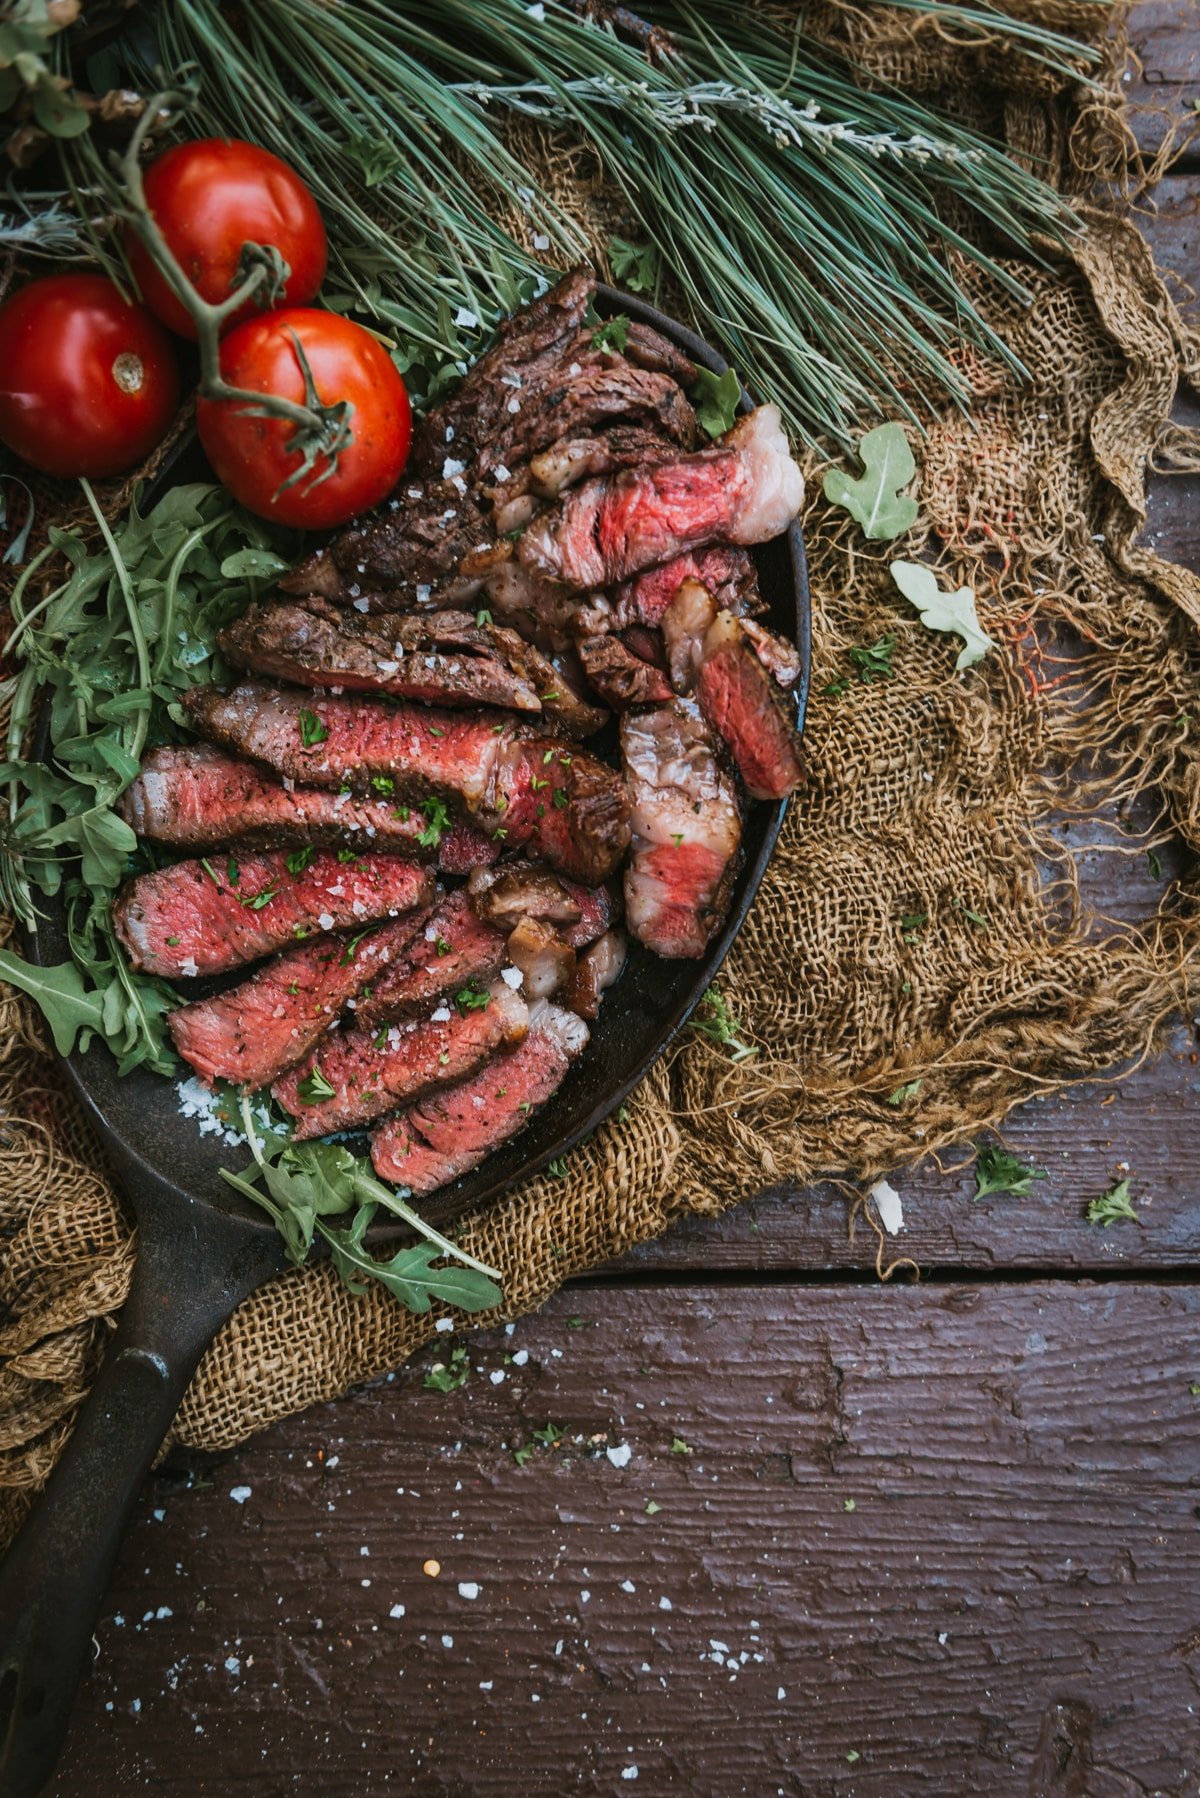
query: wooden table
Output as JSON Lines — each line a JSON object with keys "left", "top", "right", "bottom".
{"left": 48, "top": 8, "right": 1200, "bottom": 1793}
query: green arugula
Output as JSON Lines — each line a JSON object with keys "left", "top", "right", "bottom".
{"left": 822, "top": 423, "right": 918, "bottom": 540}
{"left": 221, "top": 1103, "right": 502, "bottom": 1313}
{"left": 296, "top": 1064, "right": 336, "bottom": 1105}
{"left": 848, "top": 637, "right": 896, "bottom": 683}
{"left": 691, "top": 366, "right": 741, "bottom": 439}
{"left": 1086, "top": 1179, "right": 1141, "bottom": 1228}
{"left": 973, "top": 1141, "right": 1046, "bottom": 1200}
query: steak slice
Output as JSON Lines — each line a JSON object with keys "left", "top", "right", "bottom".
{"left": 168, "top": 910, "right": 430, "bottom": 1090}
{"left": 595, "top": 543, "right": 761, "bottom": 633}
{"left": 577, "top": 633, "right": 674, "bottom": 709}
{"left": 184, "top": 683, "right": 630, "bottom": 885}
{"left": 275, "top": 980, "right": 529, "bottom": 1140}
{"left": 693, "top": 609, "right": 806, "bottom": 801}
{"left": 565, "top": 928, "right": 628, "bottom": 1019}
{"left": 220, "top": 599, "right": 543, "bottom": 714}
{"left": 525, "top": 425, "right": 676, "bottom": 502}
{"left": 478, "top": 354, "right": 696, "bottom": 478}
{"left": 467, "top": 863, "right": 618, "bottom": 948}
{"left": 119, "top": 744, "right": 497, "bottom": 870}
{"left": 621, "top": 704, "right": 742, "bottom": 958}
{"left": 624, "top": 320, "right": 697, "bottom": 385}
{"left": 114, "top": 849, "right": 432, "bottom": 980}
{"left": 354, "top": 888, "right": 508, "bottom": 1032}
{"left": 519, "top": 406, "right": 804, "bottom": 591}
{"left": 369, "top": 1000, "right": 589, "bottom": 1195}
{"left": 281, "top": 476, "right": 496, "bottom": 604}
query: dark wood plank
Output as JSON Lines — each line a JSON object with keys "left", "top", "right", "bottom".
{"left": 51, "top": 1283, "right": 1200, "bottom": 1796}
{"left": 1125, "top": 0, "right": 1200, "bottom": 166}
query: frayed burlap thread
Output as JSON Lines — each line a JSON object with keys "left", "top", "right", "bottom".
{"left": 4, "top": 4, "right": 1200, "bottom": 1518}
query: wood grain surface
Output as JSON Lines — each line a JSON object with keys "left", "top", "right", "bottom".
{"left": 39, "top": 6, "right": 1200, "bottom": 1794}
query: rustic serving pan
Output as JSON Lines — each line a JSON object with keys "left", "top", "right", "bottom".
{"left": 0, "top": 283, "right": 811, "bottom": 1797}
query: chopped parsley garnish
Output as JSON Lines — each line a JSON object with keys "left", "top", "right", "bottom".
{"left": 591, "top": 313, "right": 630, "bottom": 353}
{"left": 691, "top": 987, "right": 756, "bottom": 1061}
{"left": 296, "top": 1063, "right": 335, "bottom": 1105}
{"left": 166, "top": 935, "right": 181, "bottom": 946}
{"left": 200, "top": 857, "right": 220, "bottom": 886}
{"left": 293, "top": 923, "right": 311, "bottom": 939}
{"left": 339, "top": 927, "right": 373, "bottom": 965}
{"left": 476, "top": 608, "right": 493, "bottom": 627}
{"left": 438, "top": 1050, "right": 451, "bottom": 1065}
{"left": 435, "top": 936, "right": 451, "bottom": 957}
{"left": 1086, "top": 1179, "right": 1141, "bottom": 1228}
{"left": 298, "top": 708, "right": 328, "bottom": 747}
{"left": 240, "top": 882, "right": 279, "bottom": 911}
{"left": 424, "top": 1345, "right": 470, "bottom": 1393}
{"left": 531, "top": 776, "right": 548, "bottom": 791}
{"left": 455, "top": 982, "right": 490, "bottom": 1014}
{"left": 417, "top": 796, "right": 452, "bottom": 849}
{"left": 428, "top": 725, "right": 444, "bottom": 737}
{"left": 540, "top": 690, "right": 559, "bottom": 703}
{"left": 542, "top": 749, "right": 555, "bottom": 765}
{"left": 848, "top": 636, "right": 896, "bottom": 682}
{"left": 373, "top": 1026, "right": 390, "bottom": 1051}
{"left": 553, "top": 789, "right": 569, "bottom": 809}
{"left": 493, "top": 827, "right": 508, "bottom": 841}
{"left": 371, "top": 774, "right": 395, "bottom": 795}
{"left": 225, "top": 855, "right": 240, "bottom": 886}
{"left": 671, "top": 831, "right": 684, "bottom": 847}
{"left": 286, "top": 846, "right": 315, "bottom": 876}
{"left": 973, "top": 1140, "right": 1046, "bottom": 1200}
{"left": 337, "top": 848, "right": 358, "bottom": 863}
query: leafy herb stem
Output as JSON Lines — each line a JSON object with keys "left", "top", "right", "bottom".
{"left": 79, "top": 477, "right": 152, "bottom": 765}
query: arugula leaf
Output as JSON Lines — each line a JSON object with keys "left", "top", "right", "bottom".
{"left": 455, "top": 982, "right": 490, "bottom": 1014}
{"left": 973, "top": 1141, "right": 1046, "bottom": 1200}
{"left": 1086, "top": 1179, "right": 1141, "bottom": 1228}
{"left": 0, "top": 950, "right": 105, "bottom": 1056}
{"left": 691, "top": 366, "right": 741, "bottom": 439}
{"left": 608, "top": 236, "right": 661, "bottom": 294}
{"left": 591, "top": 313, "right": 630, "bottom": 353}
{"left": 848, "top": 636, "right": 895, "bottom": 683}
{"left": 890, "top": 560, "right": 994, "bottom": 671}
{"left": 219, "top": 547, "right": 289, "bottom": 581}
{"left": 822, "top": 423, "right": 918, "bottom": 540}
{"left": 323, "top": 1207, "right": 501, "bottom": 1313}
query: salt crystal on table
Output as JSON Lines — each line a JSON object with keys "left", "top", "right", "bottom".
{"left": 458, "top": 1582, "right": 480, "bottom": 1601}
{"left": 868, "top": 1178, "right": 904, "bottom": 1235}
{"left": 606, "top": 1444, "right": 632, "bottom": 1469}
{"left": 390, "top": 1604, "right": 405, "bottom": 1619}
{"left": 229, "top": 1486, "right": 252, "bottom": 1504}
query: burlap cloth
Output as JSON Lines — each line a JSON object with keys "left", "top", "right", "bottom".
{"left": 4, "top": 2, "right": 1200, "bottom": 1551}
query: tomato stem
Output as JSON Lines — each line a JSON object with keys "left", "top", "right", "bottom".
{"left": 114, "top": 90, "right": 354, "bottom": 480}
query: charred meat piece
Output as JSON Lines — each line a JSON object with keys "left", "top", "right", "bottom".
{"left": 660, "top": 575, "right": 718, "bottom": 691}
{"left": 355, "top": 888, "right": 507, "bottom": 1032}
{"left": 168, "top": 911, "right": 429, "bottom": 1090}
{"left": 118, "top": 744, "right": 497, "bottom": 868}
{"left": 577, "top": 633, "right": 674, "bottom": 709}
{"left": 478, "top": 354, "right": 695, "bottom": 480}
{"left": 183, "top": 683, "right": 630, "bottom": 885}
{"left": 621, "top": 704, "right": 742, "bottom": 958}
{"left": 740, "top": 615, "right": 802, "bottom": 690}
{"left": 114, "top": 849, "right": 433, "bottom": 980}
{"left": 565, "top": 928, "right": 628, "bottom": 1019}
{"left": 520, "top": 407, "right": 803, "bottom": 591}
{"left": 506, "top": 916, "right": 576, "bottom": 1001}
{"left": 526, "top": 425, "right": 676, "bottom": 502}
{"left": 692, "top": 608, "right": 806, "bottom": 801}
{"left": 281, "top": 476, "right": 496, "bottom": 606}
{"left": 369, "top": 1000, "right": 589, "bottom": 1195}
{"left": 467, "top": 862, "right": 617, "bottom": 950}
{"left": 275, "top": 980, "right": 529, "bottom": 1140}
{"left": 623, "top": 320, "right": 697, "bottom": 385}
{"left": 220, "top": 599, "right": 542, "bottom": 714}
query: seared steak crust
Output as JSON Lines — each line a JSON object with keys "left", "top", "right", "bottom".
{"left": 354, "top": 888, "right": 507, "bottom": 1031}
{"left": 577, "top": 633, "right": 674, "bottom": 709}
{"left": 114, "top": 849, "right": 432, "bottom": 980}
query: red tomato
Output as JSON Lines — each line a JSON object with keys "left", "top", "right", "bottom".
{"left": 0, "top": 274, "right": 179, "bottom": 479}
{"left": 126, "top": 138, "right": 328, "bottom": 339}
{"left": 196, "top": 308, "right": 412, "bottom": 528}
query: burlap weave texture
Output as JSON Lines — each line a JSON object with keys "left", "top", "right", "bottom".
{"left": 3, "top": 3, "right": 1200, "bottom": 1550}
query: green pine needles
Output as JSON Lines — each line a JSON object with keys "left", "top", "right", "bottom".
{"left": 103, "top": 0, "right": 1108, "bottom": 444}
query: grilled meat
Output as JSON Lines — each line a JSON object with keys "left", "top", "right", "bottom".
{"left": 621, "top": 703, "right": 742, "bottom": 958}
{"left": 275, "top": 980, "right": 529, "bottom": 1139}
{"left": 692, "top": 607, "right": 806, "bottom": 800}
{"left": 519, "top": 406, "right": 803, "bottom": 592}
{"left": 660, "top": 574, "right": 717, "bottom": 691}
{"left": 118, "top": 743, "right": 497, "bottom": 868}
{"left": 577, "top": 633, "right": 674, "bottom": 709}
{"left": 586, "top": 543, "right": 761, "bottom": 635}
{"left": 526, "top": 426, "right": 677, "bottom": 502}
{"left": 565, "top": 928, "right": 628, "bottom": 1019}
{"left": 623, "top": 321, "right": 697, "bottom": 385}
{"left": 467, "top": 862, "right": 617, "bottom": 949}
{"left": 168, "top": 911, "right": 429, "bottom": 1090}
{"left": 369, "top": 1000, "right": 589, "bottom": 1195}
{"left": 354, "top": 888, "right": 507, "bottom": 1031}
{"left": 281, "top": 475, "right": 497, "bottom": 606}
{"left": 506, "top": 916, "right": 576, "bottom": 1000}
{"left": 114, "top": 849, "right": 432, "bottom": 980}
{"left": 183, "top": 683, "right": 630, "bottom": 884}
{"left": 477, "top": 353, "right": 695, "bottom": 481}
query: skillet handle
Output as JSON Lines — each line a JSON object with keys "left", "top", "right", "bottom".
{"left": 0, "top": 1190, "right": 284, "bottom": 1798}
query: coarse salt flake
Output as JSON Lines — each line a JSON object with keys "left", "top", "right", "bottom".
{"left": 229, "top": 1486, "right": 252, "bottom": 1505}
{"left": 430, "top": 1005, "right": 452, "bottom": 1024}
{"left": 390, "top": 1604, "right": 406, "bottom": 1619}
{"left": 527, "top": 2, "right": 546, "bottom": 16}
{"left": 606, "top": 1444, "right": 632, "bottom": 1469}
{"left": 454, "top": 308, "right": 479, "bottom": 329}
{"left": 434, "top": 1317, "right": 454, "bottom": 1334}
{"left": 317, "top": 913, "right": 335, "bottom": 932}
{"left": 532, "top": 232, "right": 550, "bottom": 250}
{"left": 500, "top": 966, "right": 524, "bottom": 989}
{"left": 458, "top": 1582, "right": 480, "bottom": 1601}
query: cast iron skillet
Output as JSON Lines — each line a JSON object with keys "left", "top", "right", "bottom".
{"left": 0, "top": 284, "right": 810, "bottom": 1797}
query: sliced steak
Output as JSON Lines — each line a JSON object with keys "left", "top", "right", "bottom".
{"left": 479, "top": 355, "right": 695, "bottom": 478}
{"left": 565, "top": 928, "right": 627, "bottom": 1019}
{"left": 520, "top": 406, "right": 803, "bottom": 591}
{"left": 168, "top": 910, "right": 429, "bottom": 1090}
{"left": 621, "top": 704, "right": 742, "bottom": 958}
{"left": 220, "top": 599, "right": 543, "bottom": 714}
{"left": 281, "top": 476, "right": 496, "bottom": 605}
{"left": 692, "top": 608, "right": 806, "bottom": 801}
{"left": 275, "top": 980, "right": 529, "bottom": 1139}
{"left": 354, "top": 888, "right": 507, "bottom": 1031}
{"left": 526, "top": 425, "right": 673, "bottom": 501}
{"left": 114, "top": 849, "right": 432, "bottom": 980}
{"left": 577, "top": 633, "right": 674, "bottom": 709}
{"left": 119, "top": 743, "right": 497, "bottom": 869}
{"left": 597, "top": 543, "right": 761, "bottom": 633}
{"left": 370, "top": 1000, "right": 589, "bottom": 1195}
{"left": 624, "top": 320, "right": 697, "bottom": 385}
{"left": 184, "top": 683, "right": 630, "bottom": 884}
